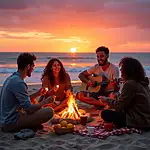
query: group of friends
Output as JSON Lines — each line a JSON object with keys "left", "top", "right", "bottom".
{"left": 0, "top": 46, "right": 150, "bottom": 133}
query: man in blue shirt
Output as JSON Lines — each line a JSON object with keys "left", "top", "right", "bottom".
{"left": 0, "top": 53, "right": 54, "bottom": 132}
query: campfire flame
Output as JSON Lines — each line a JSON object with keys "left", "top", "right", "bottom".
{"left": 60, "top": 94, "right": 81, "bottom": 120}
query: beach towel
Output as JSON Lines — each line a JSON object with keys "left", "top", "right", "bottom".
{"left": 74, "top": 125, "right": 142, "bottom": 139}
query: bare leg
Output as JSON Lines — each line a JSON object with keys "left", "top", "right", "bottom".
{"left": 76, "top": 92, "right": 106, "bottom": 107}
{"left": 54, "top": 103, "right": 67, "bottom": 112}
{"left": 42, "top": 103, "right": 56, "bottom": 108}
{"left": 54, "top": 98, "right": 69, "bottom": 112}
{"left": 2, "top": 107, "right": 54, "bottom": 132}
{"left": 42, "top": 99, "right": 68, "bottom": 112}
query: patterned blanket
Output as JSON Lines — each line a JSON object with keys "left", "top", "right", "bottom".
{"left": 74, "top": 125, "right": 142, "bottom": 139}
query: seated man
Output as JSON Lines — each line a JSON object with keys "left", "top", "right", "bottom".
{"left": 76, "top": 46, "right": 120, "bottom": 107}
{"left": 0, "top": 53, "right": 54, "bottom": 132}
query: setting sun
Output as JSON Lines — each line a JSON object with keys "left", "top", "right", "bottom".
{"left": 70, "top": 48, "right": 76, "bottom": 53}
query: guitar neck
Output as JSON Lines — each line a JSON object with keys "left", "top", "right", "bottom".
{"left": 97, "top": 78, "right": 122, "bottom": 86}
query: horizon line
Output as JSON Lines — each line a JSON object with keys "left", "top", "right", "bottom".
{"left": 0, "top": 51, "right": 150, "bottom": 53}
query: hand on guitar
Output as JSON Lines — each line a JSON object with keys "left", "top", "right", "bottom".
{"left": 98, "top": 96, "right": 109, "bottom": 104}
{"left": 98, "top": 94, "right": 117, "bottom": 105}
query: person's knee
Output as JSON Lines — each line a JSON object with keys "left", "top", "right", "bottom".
{"left": 109, "top": 92, "right": 118, "bottom": 99}
{"left": 76, "top": 92, "right": 84, "bottom": 101}
{"left": 101, "top": 110, "right": 106, "bottom": 120}
{"left": 46, "top": 107, "right": 54, "bottom": 119}
{"left": 101, "top": 110, "right": 110, "bottom": 120}
{"left": 41, "top": 107, "right": 54, "bottom": 121}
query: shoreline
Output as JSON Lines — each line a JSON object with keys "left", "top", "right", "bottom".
{"left": 0, "top": 81, "right": 81, "bottom": 95}
{"left": 1, "top": 78, "right": 150, "bottom": 91}
{"left": 0, "top": 80, "right": 81, "bottom": 88}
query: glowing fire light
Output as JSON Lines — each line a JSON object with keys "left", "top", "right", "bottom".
{"left": 60, "top": 94, "right": 81, "bottom": 120}
{"left": 45, "top": 87, "right": 48, "bottom": 92}
{"left": 56, "top": 85, "right": 59, "bottom": 88}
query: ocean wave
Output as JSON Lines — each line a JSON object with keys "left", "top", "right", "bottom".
{"left": 2, "top": 56, "right": 95, "bottom": 64}
{"left": 57, "top": 56, "right": 95, "bottom": 60}
{"left": 0, "top": 66, "right": 150, "bottom": 85}
{"left": 0, "top": 68, "right": 17, "bottom": 73}
{"left": 41, "top": 56, "right": 95, "bottom": 60}
{"left": 9, "top": 57, "right": 17, "bottom": 60}
{"left": 0, "top": 66, "right": 89, "bottom": 74}
{"left": 0, "top": 66, "right": 150, "bottom": 76}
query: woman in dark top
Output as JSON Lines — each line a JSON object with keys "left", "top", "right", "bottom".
{"left": 40, "top": 58, "right": 72, "bottom": 112}
{"left": 100, "top": 57, "right": 150, "bottom": 129}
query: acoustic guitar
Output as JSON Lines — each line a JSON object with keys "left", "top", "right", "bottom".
{"left": 80, "top": 75, "right": 121, "bottom": 93}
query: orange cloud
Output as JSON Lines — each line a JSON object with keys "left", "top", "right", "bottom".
{"left": 0, "top": 0, "right": 150, "bottom": 52}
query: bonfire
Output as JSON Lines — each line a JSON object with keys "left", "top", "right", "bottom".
{"left": 58, "top": 94, "right": 86, "bottom": 120}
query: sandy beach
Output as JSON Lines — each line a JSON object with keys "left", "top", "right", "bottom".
{"left": 0, "top": 83, "right": 150, "bottom": 150}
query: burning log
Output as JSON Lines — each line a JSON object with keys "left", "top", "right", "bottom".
{"left": 73, "top": 113, "right": 77, "bottom": 120}
{"left": 58, "top": 108, "right": 67, "bottom": 116}
{"left": 72, "top": 103, "right": 80, "bottom": 118}
{"left": 51, "top": 93, "right": 92, "bottom": 124}
{"left": 60, "top": 94, "right": 81, "bottom": 120}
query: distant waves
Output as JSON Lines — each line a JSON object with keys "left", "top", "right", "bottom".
{"left": 7, "top": 56, "right": 95, "bottom": 61}
{"left": 0, "top": 66, "right": 90, "bottom": 74}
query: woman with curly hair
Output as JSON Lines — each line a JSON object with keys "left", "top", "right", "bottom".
{"left": 40, "top": 58, "right": 72, "bottom": 112}
{"left": 100, "top": 57, "right": 150, "bottom": 129}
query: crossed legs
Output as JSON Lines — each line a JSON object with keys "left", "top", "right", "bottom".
{"left": 76, "top": 91, "right": 106, "bottom": 107}
{"left": 2, "top": 107, "right": 54, "bottom": 132}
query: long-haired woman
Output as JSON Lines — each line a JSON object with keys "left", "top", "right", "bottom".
{"left": 100, "top": 57, "right": 150, "bottom": 129}
{"left": 40, "top": 58, "right": 72, "bottom": 112}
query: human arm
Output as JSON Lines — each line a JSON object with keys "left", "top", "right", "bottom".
{"left": 14, "top": 82, "right": 54, "bottom": 114}
{"left": 30, "top": 88, "right": 47, "bottom": 103}
{"left": 78, "top": 70, "right": 90, "bottom": 84}
{"left": 53, "top": 96, "right": 70, "bottom": 112}
{"left": 54, "top": 73, "right": 73, "bottom": 112}
{"left": 108, "top": 66, "right": 120, "bottom": 92}
{"left": 42, "top": 75, "right": 59, "bottom": 96}
{"left": 30, "top": 91, "right": 41, "bottom": 100}
{"left": 113, "top": 66, "right": 120, "bottom": 80}
{"left": 25, "top": 96, "right": 55, "bottom": 113}
{"left": 65, "top": 73, "right": 73, "bottom": 91}
{"left": 42, "top": 75, "right": 49, "bottom": 88}
{"left": 99, "top": 80, "right": 135, "bottom": 111}
{"left": 78, "top": 67, "right": 96, "bottom": 87}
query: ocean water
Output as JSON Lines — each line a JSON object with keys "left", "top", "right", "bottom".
{"left": 0, "top": 52, "right": 150, "bottom": 86}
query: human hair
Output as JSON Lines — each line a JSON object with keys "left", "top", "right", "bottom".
{"left": 17, "top": 53, "right": 36, "bottom": 70}
{"left": 119, "top": 57, "right": 146, "bottom": 82}
{"left": 41, "top": 58, "right": 67, "bottom": 86}
{"left": 96, "top": 46, "right": 109, "bottom": 55}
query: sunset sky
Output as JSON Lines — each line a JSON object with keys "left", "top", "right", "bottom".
{"left": 0, "top": 0, "right": 150, "bottom": 53}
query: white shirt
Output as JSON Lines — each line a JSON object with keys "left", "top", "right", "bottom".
{"left": 87, "top": 63, "right": 119, "bottom": 81}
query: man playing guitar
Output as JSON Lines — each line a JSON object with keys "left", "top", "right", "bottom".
{"left": 76, "top": 46, "right": 120, "bottom": 107}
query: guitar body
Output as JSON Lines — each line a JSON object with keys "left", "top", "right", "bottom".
{"left": 80, "top": 75, "right": 103, "bottom": 93}
{"left": 80, "top": 75, "right": 118, "bottom": 93}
